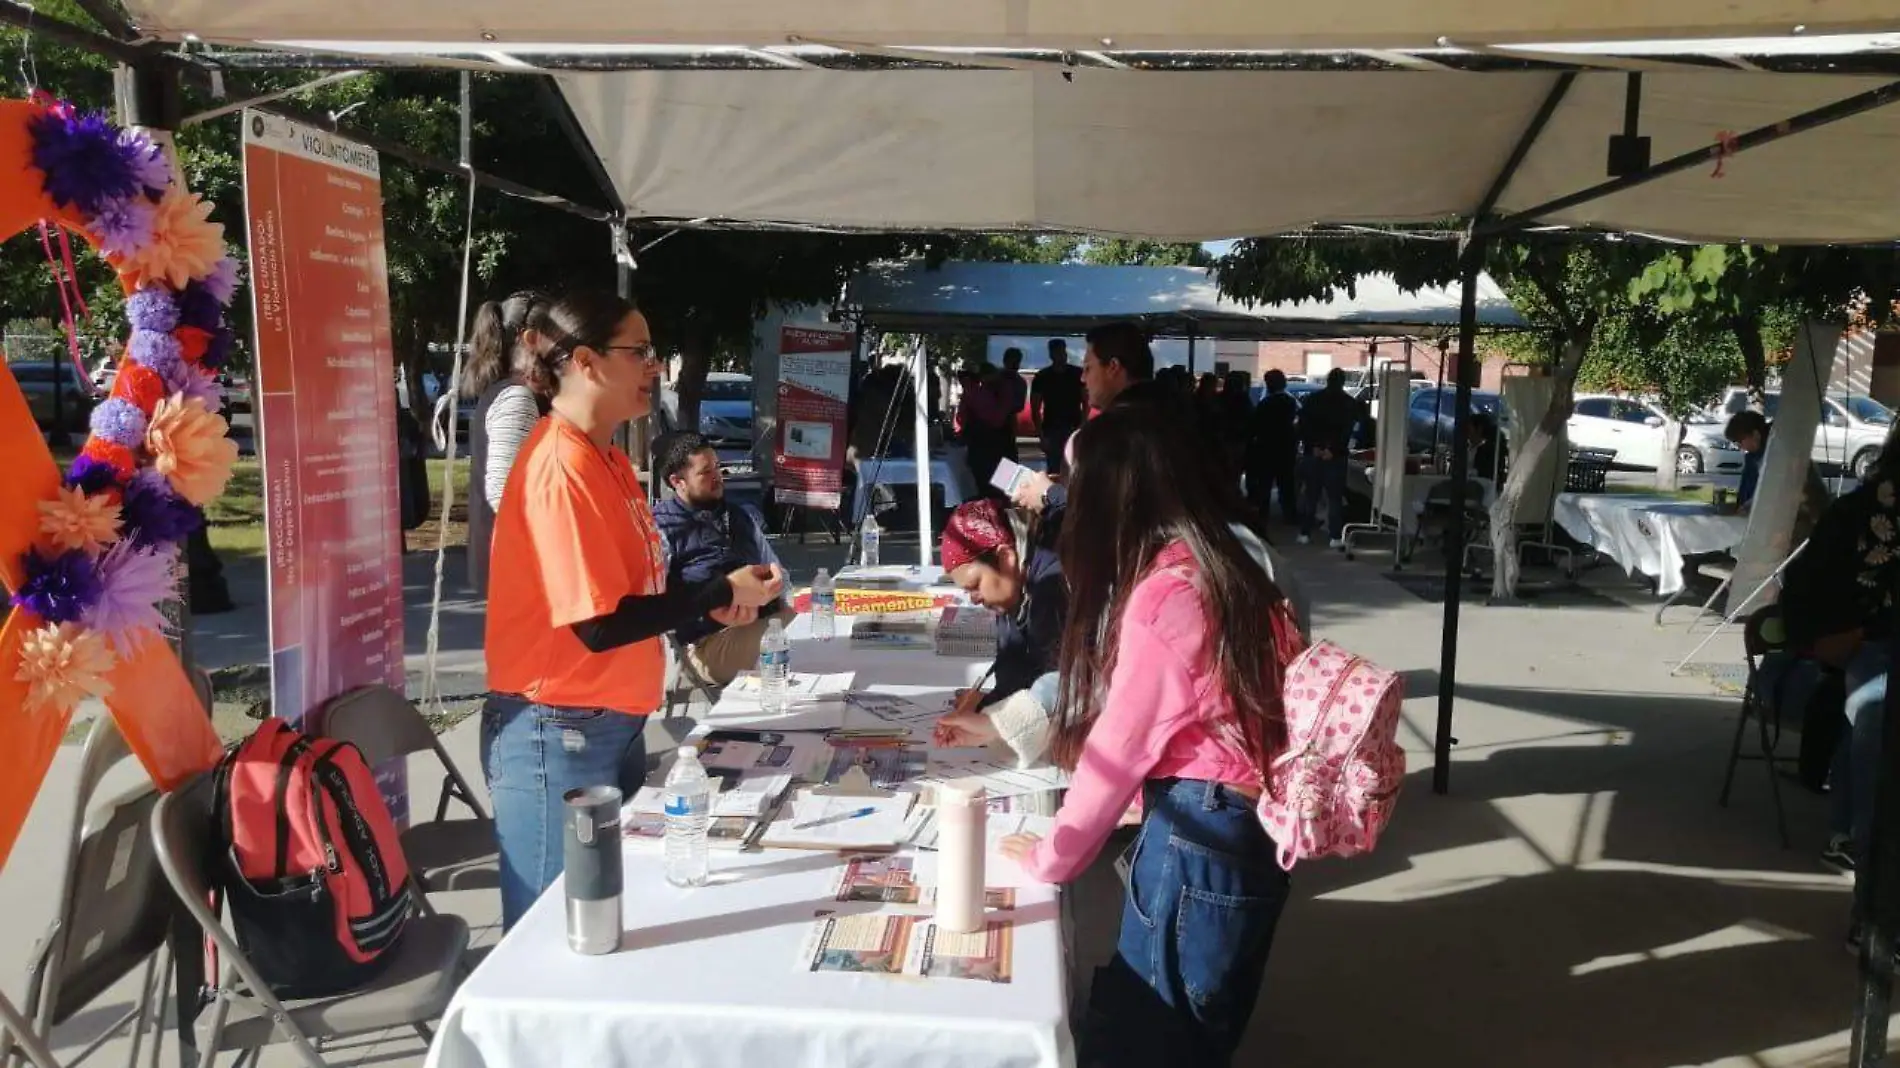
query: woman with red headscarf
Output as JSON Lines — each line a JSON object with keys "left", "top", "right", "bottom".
{"left": 933, "top": 499, "right": 1067, "bottom": 761}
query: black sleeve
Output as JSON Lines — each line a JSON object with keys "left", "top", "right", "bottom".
{"left": 569, "top": 577, "right": 736, "bottom": 653}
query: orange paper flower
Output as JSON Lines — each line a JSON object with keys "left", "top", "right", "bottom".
{"left": 146, "top": 394, "right": 238, "bottom": 505}
{"left": 112, "top": 361, "right": 166, "bottom": 414}
{"left": 115, "top": 187, "right": 224, "bottom": 290}
{"left": 37, "top": 484, "right": 122, "bottom": 553}
{"left": 15, "top": 622, "right": 116, "bottom": 717}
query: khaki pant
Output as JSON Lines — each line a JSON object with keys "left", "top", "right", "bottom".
{"left": 684, "top": 607, "right": 800, "bottom": 686}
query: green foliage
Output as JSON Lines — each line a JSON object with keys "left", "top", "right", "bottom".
{"left": 1079, "top": 240, "right": 1210, "bottom": 267}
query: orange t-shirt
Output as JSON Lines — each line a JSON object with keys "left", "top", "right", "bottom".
{"left": 485, "top": 417, "right": 667, "bottom": 715}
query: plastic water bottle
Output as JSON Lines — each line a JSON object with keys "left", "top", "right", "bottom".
{"left": 662, "top": 747, "right": 712, "bottom": 888}
{"left": 759, "top": 617, "right": 790, "bottom": 715}
{"left": 860, "top": 515, "right": 881, "bottom": 568}
{"left": 811, "top": 568, "right": 836, "bottom": 641}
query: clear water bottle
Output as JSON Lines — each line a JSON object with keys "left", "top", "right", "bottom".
{"left": 811, "top": 568, "right": 836, "bottom": 641}
{"left": 758, "top": 617, "right": 790, "bottom": 715}
{"left": 860, "top": 514, "right": 880, "bottom": 568}
{"left": 662, "top": 747, "right": 712, "bottom": 888}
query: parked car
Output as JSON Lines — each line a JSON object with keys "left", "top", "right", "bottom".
{"left": 1405, "top": 385, "right": 1502, "bottom": 454}
{"left": 1568, "top": 393, "right": 1744, "bottom": 474}
{"left": 1717, "top": 388, "right": 1894, "bottom": 479}
{"left": 659, "top": 371, "right": 755, "bottom": 448}
{"left": 8, "top": 360, "right": 95, "bottom": 432}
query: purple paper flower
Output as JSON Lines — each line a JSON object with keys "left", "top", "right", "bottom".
{"left": 119, "top": 469, "right": 202, "bottom": 549}
{"left": 204, "top": 258, "right": 241, "bottom": 306}
{"left": 27, "top": 110, "right": 145, "bottom": 217}
{"left": 83, "top": 542, "right": 177, "bottom": 654}
{"left": 12, "top": 548, "right": 103, "bottom": 625}
{"left": 175, "top": 282, "right": 223, "bottom": 332}
{"left": 64, "top": 454, "right": 123, "bottom": 496}
{"left": 126, "top": 286, "right": 179, "bottom": 334}
{"left": 159, "top": 361, "right": 222, "bottom": 413}
{"left": 90, "top": 195, "right": 156, "bottom": 258}
{"left": 202, "top": 328, "right": 233, "bottom": 371}
{"left": 128, "top": 329, "right": 182, "bottom": 379}
{"left": 88, "top": 397, "right": 148, "bottom": 448}
{"left": 120, "top": 131, "right": 173, "bottom": 197}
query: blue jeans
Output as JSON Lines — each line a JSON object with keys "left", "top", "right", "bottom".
{"left": 1080, "top": 779, "right": 1291, "bottom": 1068}
{"left": 1298, "top": 454, "right": 1348, "bottom": 540}
{"left": 481, "top": 696, "right": 649, "bottom": 930}
{"left": 1835, "top": 644, "right": 1892, "bottom": 861}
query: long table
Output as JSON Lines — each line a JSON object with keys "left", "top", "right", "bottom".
{"left": 1552, "top": 493, "right": 1748, "bottom": 596}
{"left": 425, "top": 617, "right": 1073, "bottom": 1068}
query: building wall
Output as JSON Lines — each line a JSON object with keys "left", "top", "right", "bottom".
{"left": 1220, "top": 340, "right": 1509, "bottom": 390}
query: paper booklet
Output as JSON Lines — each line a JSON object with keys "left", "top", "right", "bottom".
{"left": 698, "top": 731, "right": 832, "bottom": 781}
{"left": 921, "top": 754, "right": 1068, "bottom": 800}
{"left": 759, "top": 790, "right": 917, "bottom": 852}
{"left": 849, "top": 611, "right": 937, "bottom": 650}
{"left": 832, "top": 854, "right": 1018, "bottom": 910}
{"left": 934, "top": 607, "right": 997, "bottom": 658}
{"left": 621, "top": 811, "right": 759, "bottom": 850}
{"left": 799, "top": 910, "right": 1016, "bottom": 984}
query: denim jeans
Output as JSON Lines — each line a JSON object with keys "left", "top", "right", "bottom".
{"left": 1079, "top": 779, "right": 1291, "bottom": 1068}
{"left": 1836, "top": 644, "right": 1892, "bottom": 861}
{"left": 1298, "top": 454, "right": 1349, "bottom": 540}
{"left": 481, "top": 695, "right": 649, "bottom": 930}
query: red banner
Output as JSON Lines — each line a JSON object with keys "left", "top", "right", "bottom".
{"left": 242, "top": 111, "right": 408, "bottom": 819}
{"left": 774, "top": 325, "right": 853, "bottom": 508}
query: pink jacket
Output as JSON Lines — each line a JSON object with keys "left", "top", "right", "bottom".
{"left": 1022, "top": 551, "right": 1260, "bottom": 884}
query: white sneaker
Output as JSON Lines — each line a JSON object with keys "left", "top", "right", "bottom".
{"left": 1329, "top": 538, "right": 1348, "bottom": 550}
{"left": 1297, "top": 535, "right": 1311, "bottom": 546}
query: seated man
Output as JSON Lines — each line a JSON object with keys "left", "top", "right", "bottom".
{"left": 1725, "top": 410, "right": 1770, "bottom": 512}
{"left": 654, "top": 432, "right": 793, "bottom": 685}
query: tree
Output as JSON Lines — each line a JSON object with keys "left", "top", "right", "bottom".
{"left": 1079, "top": 240, "right": 1210, "bottom": 267}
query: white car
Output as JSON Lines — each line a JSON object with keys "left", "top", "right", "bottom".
{"left": 1717, "top": 389, "right": 1894, "bottom": 480}
{"left": 1568, "top": 394, "right": 1745, "bottom": 475}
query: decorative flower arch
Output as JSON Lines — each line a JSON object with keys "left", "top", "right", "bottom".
{"left": 0, "top": 94, "right": 232, "bottom": 869}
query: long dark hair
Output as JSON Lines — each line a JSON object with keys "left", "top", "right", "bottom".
{"left": 523, "top": 290, "right": 640, "bottom": 398}
{"left": 1051, "top": 403, "right": 1291, "bottom": 772}
{"left": 463, "top": 290, "right": 548, "bottom": 399}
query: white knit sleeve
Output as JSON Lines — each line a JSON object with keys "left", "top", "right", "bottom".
{"left": 986, "top": 688, "right": 1055, "bottom": 769}
{"left": 483, "top": 385, "right": 540, "bottom": 509}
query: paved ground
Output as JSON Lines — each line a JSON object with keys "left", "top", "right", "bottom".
{"left": 6, "top": 517, "right": 1888, "bottom": 1067}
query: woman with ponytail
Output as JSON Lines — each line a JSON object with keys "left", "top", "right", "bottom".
{"left": 466, "top": 291, "right": 549, "bottom": 596}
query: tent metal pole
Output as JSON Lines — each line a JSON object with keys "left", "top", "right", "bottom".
{"left": 911, "top": 341, "right": 933, "bottom": 570}
{"left": 1433, "top": 240, "right": 1483, "bottom": 795}
{"left": 1480, "top": 78, "right": 1900, "bottom": 236}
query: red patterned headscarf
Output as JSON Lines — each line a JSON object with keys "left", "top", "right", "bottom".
{"left": 940, "top": 499, "right": 1013, "bottom": 574}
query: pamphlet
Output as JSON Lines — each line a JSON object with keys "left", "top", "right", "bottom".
{"left": 699, "top": 731, "right": 831, "bottom": 781}
{"left": 922, "top": 754, "right": 1067, "bottom": 800}
{"left": 849, "top": 611, "right": 936, "bottom": 650}
{"left": 622, "top": 811, "right": 759, "bottom": 850}
{"left": 759, "top": 790, "right": 917, "bottom": 851}
{"left": 934, "top": 607, "right": 997, "bottom": 658}
{"left": 825, "top": 743, "right": 927, "bottom": 790}
{"left": 908, "top": 919, "right": 1015, "bottom": 983}
{"left": 722, "top": 671, "right": 855, "bottom": 708}
{"left": 989, "top": 457, "right": 1034, "bottom": 497}
{"left": 799, "top": 911, "right": 1016, "bottom": 983}
{"left": 832, "top": 854, "right": 1018, "bottom": 909}
{"left": 845, "top": 691, "right": 943, "bottom": 733}
{"left": 625, "top": 775, "right": 790, "bottom": 820}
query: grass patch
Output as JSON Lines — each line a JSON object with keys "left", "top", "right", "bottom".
{"left": 1603, "top": 482, "right": 1714, "bottom": 503}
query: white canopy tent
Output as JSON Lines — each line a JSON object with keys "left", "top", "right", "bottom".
{"left": 559, "top": 68, "right": 1900, "bottom": 244}
{"left": 112, "top": 0, "right": 1900, "bottom": 52}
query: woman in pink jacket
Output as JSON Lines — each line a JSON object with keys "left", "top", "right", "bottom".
{"left": 1001, "top": 402, "right": 1302, "bottom": 1067}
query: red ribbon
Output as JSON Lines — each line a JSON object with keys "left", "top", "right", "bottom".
{"left": 1711, "top": 130, "right": 1740, "bottom": 178}
{"left": 37, "top": 222, "right": 91, "bottom": 386}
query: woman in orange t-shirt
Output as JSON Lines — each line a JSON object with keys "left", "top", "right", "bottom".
{"left": 482, "top": 290, "right": 782, "bottom": 929}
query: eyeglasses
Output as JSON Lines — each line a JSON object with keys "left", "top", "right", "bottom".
{"left": 598, "top": 343, "right": 659, "bottom": 364}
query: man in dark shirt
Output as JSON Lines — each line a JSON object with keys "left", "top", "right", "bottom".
{"left": 1726, "top": 410, "right": 1769, "bottom": 512}
{"left": 1030, "top": 339, "right": 1085, "bottom": 476}
{"left": 653, "top": 432, "right": 792, "bottom": 684}
{"left": 1296, "top": 368, "right": 1367, "bottom": 547}
{"left": 1246, "top": 370, "right": 1301, "bottom": 524}
{"left": 996, "top": 348, "right": 1029, "bottom": 463}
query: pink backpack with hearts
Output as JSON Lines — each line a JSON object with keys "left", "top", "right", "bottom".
{"left": 1256, "top": 641, "right": 1406, "bottom": 871}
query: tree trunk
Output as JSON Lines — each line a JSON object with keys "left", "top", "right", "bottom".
{"left": 1655, "top": 417, "right": 1683, "bottom": 492}
{"left": 1733, "top": 313, "right": 1769, "bottom": 405}
{"left": 674, "top": 317, "right": 716, "bottom": 432}
{"left": 1490, "top": 335, "right": 1591, "bottom": 601}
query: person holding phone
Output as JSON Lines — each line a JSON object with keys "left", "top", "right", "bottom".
{"left": 482, "top": 290, "right": 783, "bottom": 929}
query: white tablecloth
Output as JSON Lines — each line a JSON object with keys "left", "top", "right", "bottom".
{"left": 427, "top": 616, "right": 1072, "bottom": 1068}
{"left": 852, "top": 452, "right": 980, "bottom": 522}
{"left": 1552, "top": 493, "right": 1748, "bottom": 596}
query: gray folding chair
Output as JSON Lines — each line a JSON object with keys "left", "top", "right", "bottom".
{"left": 150, "top": 774, "right": 470, "bottom": 1068}
{"left": 8, "top": 718, "right": 174, "bottom": 1068}
{"left": 0, "top": 996, "right": 59, "bottom": 1068}
{"left": 316, "top": 686, "right": 496, "bottom": 895}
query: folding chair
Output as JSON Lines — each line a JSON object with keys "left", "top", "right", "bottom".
{"left": 150, "top": 774, "right": 471, "bottom": 1068}
{"left": 1717, "top": 605, "right": 1795, "bottom": 848}
{"left": 9, "top": 718, "right": 174, "bottom": 1068}
{"left": 0, "top": 996, "right": 58, "bottom": 1068}
{"left": 1403, "top": 478, "right": 1490, "bottom": 568}
{"left": 316, "top": 686, "right": 496, "bottom": 896}
{"left": 663, "top": 636, "right": 722, "bottom": 719}
{"left": 1655, "top": 557, "right": 1736, "bottom": 627}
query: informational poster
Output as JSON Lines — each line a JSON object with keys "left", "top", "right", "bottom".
{"left": 774, "top": 325, "right": 853, "bottom": 508}
{"left": 242, "top": 110, "right": 408, "bottom": 820}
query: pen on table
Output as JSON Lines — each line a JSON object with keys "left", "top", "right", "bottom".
{"left": 792, "top": 806, "right": 878, "bottom": 831}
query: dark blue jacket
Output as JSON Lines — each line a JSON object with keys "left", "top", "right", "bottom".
{"left": 983, "top": 515, "right": 1067, "bottom": 709}
{"left": 653, "top": 496, "right": 782, "bottom": 647}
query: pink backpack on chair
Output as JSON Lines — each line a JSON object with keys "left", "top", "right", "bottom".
{"left": 1256, "top": 641, "right": 1406, "bottom": 871}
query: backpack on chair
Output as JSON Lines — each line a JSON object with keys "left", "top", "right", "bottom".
{"left": 211, "top": 718, "right": 413, "bottom": 998}
{"left": 1256, "top": 639, "right": 1407, "bottom": 870}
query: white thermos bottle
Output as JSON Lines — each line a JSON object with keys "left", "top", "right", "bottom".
{"left": 935, "top": 784, "right": 988, "bottom": 933}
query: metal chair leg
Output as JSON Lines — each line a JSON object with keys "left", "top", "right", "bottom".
{"left": 0, "top": 994, "right": 59, "bottom": 1068}
{"left": 1758, "top": 703, "right": 1792, "bottom": 849}
{"left": 1719, "top": 692, "right": 1754, "bottom": 808}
